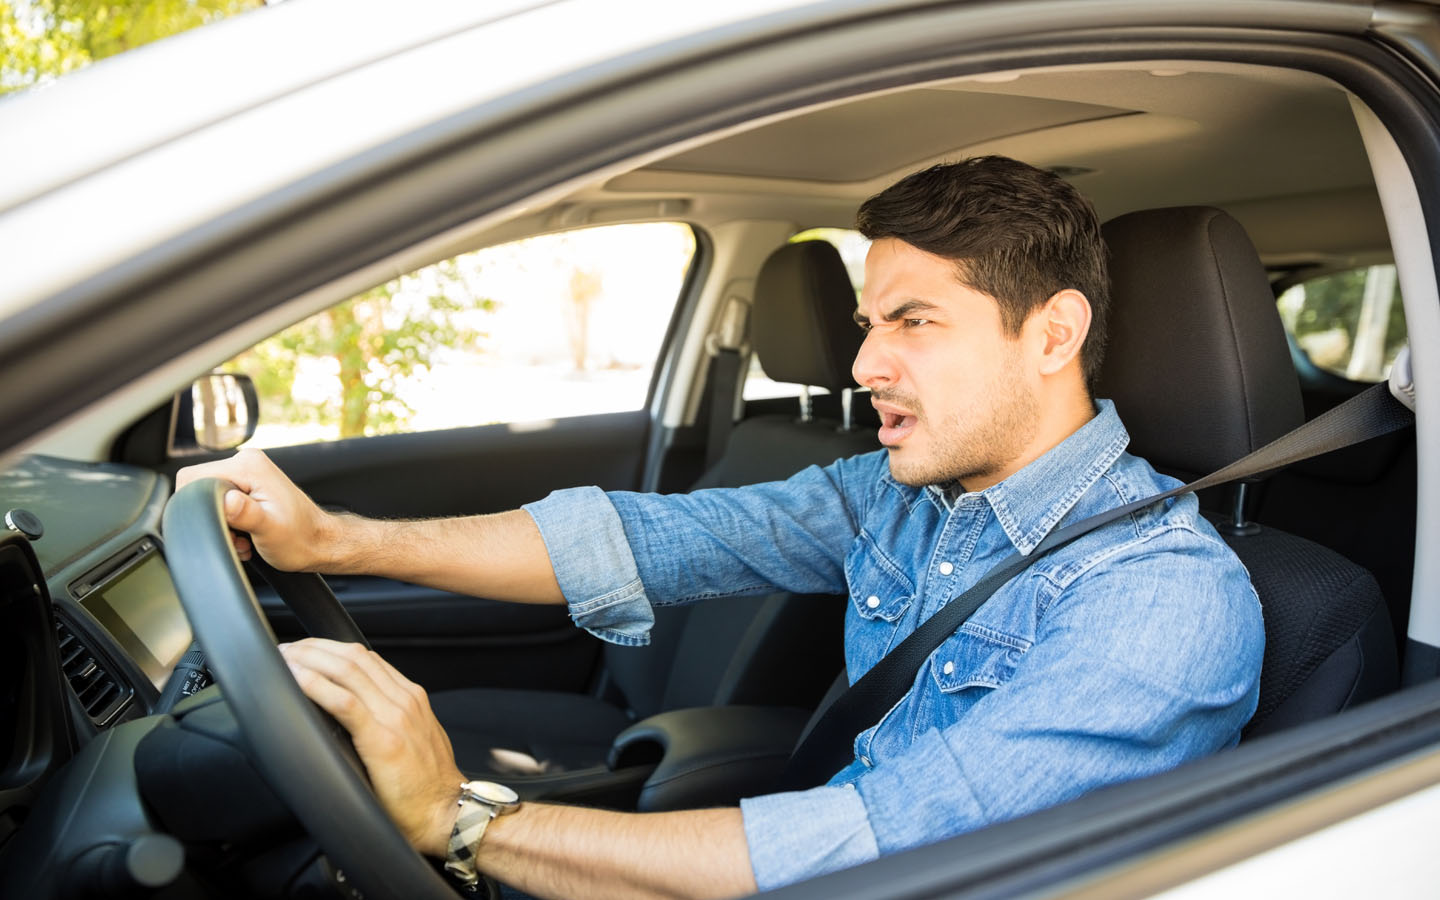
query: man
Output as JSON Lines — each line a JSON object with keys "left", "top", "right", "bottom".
{"left": 177, "top": 156, "right": 1264, "bottom": 899}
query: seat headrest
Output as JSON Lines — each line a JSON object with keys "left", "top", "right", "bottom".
{"left": 1097, "top": 207, "right": 1304, "bottom": 478}
{"left": 751, "top": 241, "right": 863, "bottom": 393}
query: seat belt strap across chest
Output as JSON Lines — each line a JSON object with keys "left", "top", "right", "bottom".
{"left": 778, "top": 381, "right": 1415, "bottom": 791}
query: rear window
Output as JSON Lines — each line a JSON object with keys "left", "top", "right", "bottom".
{"left": 1276, "top": 265, "right": 1407, "bottom": 382}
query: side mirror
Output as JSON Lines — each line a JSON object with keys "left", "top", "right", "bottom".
{"left": 171, "top": 373, "right": 259, "bottom": 454}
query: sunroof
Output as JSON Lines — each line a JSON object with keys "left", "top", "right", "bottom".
{"left": 650, "top": 89, "right": 1134, "bottom": 183}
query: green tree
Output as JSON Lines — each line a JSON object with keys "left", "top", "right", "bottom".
{"left": 227, "top": 261, "right": 493, "bottom": 440}
{"left": 2, "top": 0, "right": 265, "bottom": 95}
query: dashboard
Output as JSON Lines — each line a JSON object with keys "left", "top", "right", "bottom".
{"left": 1, "top": 454, "right": 193, "bottom": 735}
{"left": 0, "top": 455, "right": 317, "bottom": 899}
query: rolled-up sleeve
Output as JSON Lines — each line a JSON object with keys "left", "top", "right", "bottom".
{"left": 740, "top": 785, "right": 880, "bottom": 891}
{"left": 524, "top": 486, "right": 655, "bottom": 646}
{"left": 607, "top": 459, "right": 876, "bottom": 606}
{"left": 524, "top": 454, "right": 883, "bottom": 647}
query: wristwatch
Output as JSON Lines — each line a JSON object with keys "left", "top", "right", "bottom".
{"left": 443, "top": 780, "right": 522, "bottom": 888}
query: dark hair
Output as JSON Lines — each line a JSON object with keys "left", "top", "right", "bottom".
{"left": 856, "top": 156, "right": 1109, "bottom": 389}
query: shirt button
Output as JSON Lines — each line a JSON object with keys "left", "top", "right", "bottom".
{"left": 866, "top": 595, "right": 880, "bottom": 609}
{"left": 860, "top": 755, "right": 872, "bottom": 767}
{"left": 942, "top": 661, "right": 955, "bottom": 675}
{"left": 939, "top": 561, "right": 955, "bottom": 576}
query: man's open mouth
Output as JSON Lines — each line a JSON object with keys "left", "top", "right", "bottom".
{"left": 875, "top": 406, "right": 918, "bottom": 446}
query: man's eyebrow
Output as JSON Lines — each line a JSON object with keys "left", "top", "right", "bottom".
{"left": 854, "top": 298, "right": 940, "bottom": 325}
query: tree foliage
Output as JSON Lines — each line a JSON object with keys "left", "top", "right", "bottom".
{"left": 227, "top": 262, "right": 493, "bottom": 440}
{"left": 1, "top": 0, "right": 265, "bottom": 95}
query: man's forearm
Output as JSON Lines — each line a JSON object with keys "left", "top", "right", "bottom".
{"left": 322, "top": 509, "right": 566, "bottom": 605}
{"left": 478, "top": 803, "right": 756, "bottom": 900}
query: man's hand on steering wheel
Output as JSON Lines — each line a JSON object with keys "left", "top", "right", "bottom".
{"left": 174, "top": 448, "right": 337, "bottom": 571}
{"left": 174, "top": 454, "right": 468, "bottom": 858}
{"left": 280, "top": 638, "right": 465, "bottom": 858}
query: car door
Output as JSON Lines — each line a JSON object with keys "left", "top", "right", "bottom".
{"left": 131, "top": 221, "right": 705, "bottom": 694}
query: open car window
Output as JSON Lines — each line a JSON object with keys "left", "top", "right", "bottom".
{"left": 219, "top": 223, "right": 697, "bottom": 448}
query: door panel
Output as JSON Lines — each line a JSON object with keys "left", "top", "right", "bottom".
{"left": 265, "top": 409, "right": 650, "bottom": 519}
{"left": 176, "top": 408, "right": 656, "bottom": 693}
{"left": 260, "top": 577, "right": 597, "bottom": 694}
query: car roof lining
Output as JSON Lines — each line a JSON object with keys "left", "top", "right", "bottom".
{"left": 461, "top": 59, "right": 1386, "bottom": 269}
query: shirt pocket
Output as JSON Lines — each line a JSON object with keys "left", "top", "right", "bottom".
{"left": 929, "top": 625, "right": 1025, "bottom": 694}
{"left": 845, "top": 548, "right": 914, "bottom": 624}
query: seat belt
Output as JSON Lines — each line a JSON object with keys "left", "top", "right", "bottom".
{"left": 778, "top": 379, "right": 1416, "bottom": 791}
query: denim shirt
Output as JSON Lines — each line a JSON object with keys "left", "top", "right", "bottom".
{"left": 523, "top": 400, "right": 1264, "bottom": 892}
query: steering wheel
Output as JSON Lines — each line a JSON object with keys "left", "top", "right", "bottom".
{"left": 162, "top": 478, "right": 458, "bottom": 900}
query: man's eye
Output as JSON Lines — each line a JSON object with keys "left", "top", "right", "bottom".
{"left": 902, "top": 318, "right": 930, "bottom": 328}
{"left": 856, "top": 321, "right": 872, "bottom": 333}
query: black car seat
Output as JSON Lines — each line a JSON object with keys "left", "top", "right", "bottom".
{"left": 1254, "top": 343, "right": 1418, "bottom": 658}
{"left": 430, "top": 239, "right": 879, "bottom": 781}
{"left": 1098, "top": 206, "right": 1399, "bottom": 737}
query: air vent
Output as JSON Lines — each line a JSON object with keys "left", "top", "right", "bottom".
{"left": 53, "top": 615, "right": 132, "bottom": 725}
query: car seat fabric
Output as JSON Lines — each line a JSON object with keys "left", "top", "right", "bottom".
{"left": 1255, "top": 375, "right": 1417, "bottom": 658}
{"left": 1097, "top": 206, "right": 1306, "bottom": 478}
{"left": 1222, "top": 526, "right": 1396, "bottom": 737}
{"left": 1255, "top": 433, "right": 1416, "bottom": 656}
{"left": 750, "top": 239, "right": 864, "bottom": 393}
{"left": 435, "top": 240, "right": 877, "bottom": 779}
{"left": 1100, "top": 206, "right": 1398, "bottom": 734}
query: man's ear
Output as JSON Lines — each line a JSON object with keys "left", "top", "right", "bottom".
{"left": 1031, "top": 289, "right": 1092, "bottom": 376}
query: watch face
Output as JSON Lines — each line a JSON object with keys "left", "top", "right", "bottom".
{"left": 466, "top": 780, "right": 520, "bottom": 807}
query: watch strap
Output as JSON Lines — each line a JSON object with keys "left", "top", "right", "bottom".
{"left": 444, "top": 788, "right": 498, "bottom": 887}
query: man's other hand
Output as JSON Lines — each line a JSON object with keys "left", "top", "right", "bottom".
{"left": 174, "top": 448, "right": 334, "bottom": 571}
{"left": 280, "top": 638, "right": 465, "bottom": 858}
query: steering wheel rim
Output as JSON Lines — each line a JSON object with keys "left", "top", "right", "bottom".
{"left": 162, "top": 477, "right": 456, "bottom": 900}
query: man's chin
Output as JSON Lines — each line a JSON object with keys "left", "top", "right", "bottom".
{"left": 886, "top": 447, "right": 989, "bottom": 490}
{"left": 885, "top": 449, "right": 936, "bottom": 488}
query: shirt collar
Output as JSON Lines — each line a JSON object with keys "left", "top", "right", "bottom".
{"left": 927, "top": 399, "right": 1131, "bottom": 555}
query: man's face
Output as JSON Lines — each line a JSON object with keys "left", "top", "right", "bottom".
{"left": 852, "top": 238, "right": 1040, "bottom": 490}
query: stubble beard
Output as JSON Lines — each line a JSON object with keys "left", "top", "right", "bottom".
{"left": 885, "top": 352, "right": 1040, "bottom": 489}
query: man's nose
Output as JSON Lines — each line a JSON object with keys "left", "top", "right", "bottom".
{"left": 851, "top": 330, "right": 893, "bottom": 389}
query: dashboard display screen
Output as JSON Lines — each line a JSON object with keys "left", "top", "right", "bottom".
{"left": 81, "top": 552, "right": 192, "bottom": 690}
